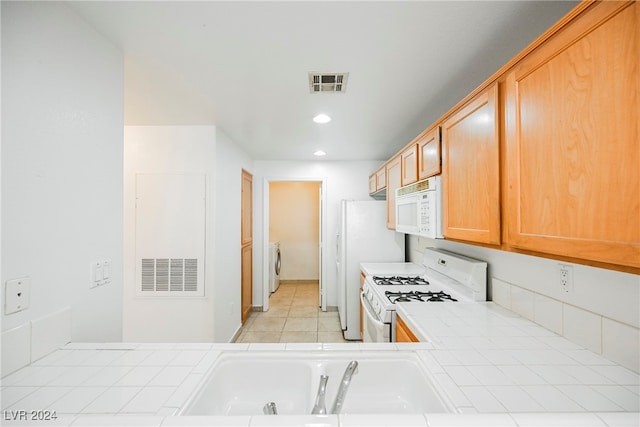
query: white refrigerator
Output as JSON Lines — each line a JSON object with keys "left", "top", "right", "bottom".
{"left": 336, "top": 200, "right": 405, "bottom": 340}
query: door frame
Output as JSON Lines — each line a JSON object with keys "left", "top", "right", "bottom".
{"left": 262, "top": 177, "right": 328, "bottom": 312}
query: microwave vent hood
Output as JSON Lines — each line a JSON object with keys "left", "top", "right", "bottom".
{"left": 397, "top": 178, "right": 438, "bottom": 197}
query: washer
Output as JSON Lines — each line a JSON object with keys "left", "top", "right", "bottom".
{"left": 269, "top": 242, "right": 281, "bottom": 293}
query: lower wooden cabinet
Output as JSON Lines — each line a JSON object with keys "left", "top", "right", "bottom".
{"left": 395, "top": 315, "right": 419, "bottom": 343}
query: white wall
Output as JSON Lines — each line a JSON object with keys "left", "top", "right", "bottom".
{"left": 123, "top": 126, "right": 216, "bottom": 342}
{"left": 253, "top": 161, "right": 383, "bottom": 309}
{"left": 124, "top": 126, "right": 252, "bottom": 343}
{"left": 407, "top": 236, "right": 640, "bottom": 372}
{"left": 1, "top": 2, "right": 124, "bottom": 375}
{"left": 213, "top": 129, "right": 253, "bottom": 342}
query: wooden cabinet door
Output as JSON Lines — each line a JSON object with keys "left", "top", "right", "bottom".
{"left": 241, "top": 170, "right": 253, "bottom": 245}
{"left": 395, "top": 315, "right": 419, "bottom": 343}
{"left": 241, "top": 243, "right": 252, "bottom": 323}
{"left": 376, "top": 168, "right": 386, "bottom": 191}
{"left": 386, "top": 155, "right": 402, "bottom": 229}
{"left": 241, "top": 170, "right": 253, "bottom": 323}
{"left": 442, "top": 84, "right": 501, "bottom": 245}
{"left": 369, "top": 174, "right": 377, "bottom": 194}
{"left": 418, "top": 127, "right": 441, "bottom": 180}
{"left": 401, "top": 144, "right": 418, "bottom": 186}
{"left": 505, "top": 1, "right": 639, "bottom": 268}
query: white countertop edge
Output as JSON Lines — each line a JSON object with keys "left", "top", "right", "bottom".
{"left": 3, "top": 412, "right": 637, "bottom": 427}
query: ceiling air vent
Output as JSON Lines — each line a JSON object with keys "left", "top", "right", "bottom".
{"left": 309, "top": 72, "right": 349, "bottom": 93}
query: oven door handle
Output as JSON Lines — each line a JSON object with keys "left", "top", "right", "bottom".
{"left": 360, "top": 292, "right": 385, "bottom": 327}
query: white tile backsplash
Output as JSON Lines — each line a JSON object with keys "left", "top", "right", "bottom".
{"left": 563, "top": 305, "right": 602, "bottom": 354}
{"left": 602, "top": 318, "right": 640, "bottom": 373}
{"left": 510, "top": 286, "right": 535, "bottom": 321}
{"left": 1, "top": 323, "right": 31, "bottom": 377}
{"left": 489, "top": 277, "right": 511, "bottom": 309}
{"left": 488, "top": 278, "right": 639, "bottom": 373}
{"left": 533, "top": 294, "right": 563, "bottom": 334}
{"left": 31, "top": 308, "right": 71, "bottom": 362}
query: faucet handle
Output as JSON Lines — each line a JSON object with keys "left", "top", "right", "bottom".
{"left": 311, "top": 374, "right": 329, "bottom": 415}
{"left": 263, "top": 402, "right": 277, "bottom": 415}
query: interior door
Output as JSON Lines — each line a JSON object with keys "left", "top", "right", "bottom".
{"left": 241, "top": 170, "right": 253, "bottom": 323}
{"left": 318, "top": 183, "right": 325, "bottom": 310}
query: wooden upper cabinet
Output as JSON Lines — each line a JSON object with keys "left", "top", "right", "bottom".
{"left": 386, "top": 155, "right": 402, "bottom": 229}
{"left": 442, "top": 83, "right": 501, "bottom": 245}
{"left": 369, "top": 174, "right": 377, "bottom": 194}
{"left": 418, "top": 127, "right": 441, "bottom": 180}
{"left": 369, "top": 166, "right": 387, "bottom": 197}
{"left": 505, "top": 1, "right": 639, "bottom": 268}
{"left": 376, "top": 168, "right": 386, "bottom": 191}
{"left": 401, "top": 144, "right": 419, "bottom": 186}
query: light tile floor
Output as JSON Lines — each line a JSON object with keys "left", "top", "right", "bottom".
{"left": 235, "top": 281, "right": 355, "bottom": 344}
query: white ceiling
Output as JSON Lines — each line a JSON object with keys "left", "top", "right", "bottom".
{"left": 67, "top": 1, "right": 577, "bottom": 161}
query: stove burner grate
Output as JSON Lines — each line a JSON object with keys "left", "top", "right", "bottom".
{"left": 385, "top": 290, "right": 457, "bottom": 303}
{"left": 372, "top": 276, "right": 429, "bottom": 286}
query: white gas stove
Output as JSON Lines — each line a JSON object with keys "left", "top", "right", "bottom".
{"left": 360, "top": 248, "right": 487, "bottom": 342}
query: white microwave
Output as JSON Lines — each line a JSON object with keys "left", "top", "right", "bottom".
{"left": 395, "top": 176, "right": 443, "bottom": 239}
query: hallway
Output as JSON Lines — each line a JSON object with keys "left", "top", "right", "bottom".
{"left": 235, "top": 282, "right": 353, "bottom": 343}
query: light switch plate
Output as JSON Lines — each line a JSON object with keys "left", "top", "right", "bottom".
{"left": 5, "top": 277, "right": 31, "bottom": 315}
{"left": 90, "top": 261, "right": 103, "bottom": 288}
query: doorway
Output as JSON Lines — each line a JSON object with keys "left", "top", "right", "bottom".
{"left": 262, "top": 178, "right": 327, "bottom": 313}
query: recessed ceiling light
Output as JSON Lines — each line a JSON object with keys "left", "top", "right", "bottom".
{"left": 313, "top": 114, "right": 331, "bottom": 124}
{"left": 313, "top": 150, "right": 327, "bottom": 157}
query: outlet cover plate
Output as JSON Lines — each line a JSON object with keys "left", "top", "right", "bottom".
{"left": 5, "top": 277, "right": 31, "bottom": 315}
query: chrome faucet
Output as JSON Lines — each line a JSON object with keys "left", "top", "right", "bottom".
{"left": 311, "top": 374, "right": 329, "bottom": 414}
{"left": 330, "top": 360, "right": 359, "bottom": 414}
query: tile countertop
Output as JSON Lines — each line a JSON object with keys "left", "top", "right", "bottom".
{"left": 1, "top": 305, "right": 638, "bottom": 427}
{"left": 396, "top": 302, "right": 639, "bottom": 417}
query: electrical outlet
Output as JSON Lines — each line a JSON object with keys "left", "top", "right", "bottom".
{"left": 559, "top": 264, "right": 573, "bottom": 293}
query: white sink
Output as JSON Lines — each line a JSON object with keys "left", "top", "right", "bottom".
{"left": 179, "top": 351, "right": 453, "bottom": 416}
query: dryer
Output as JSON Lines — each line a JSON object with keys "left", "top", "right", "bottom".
{"left": 269, "top": 242, "right": 281, "bottom": 293}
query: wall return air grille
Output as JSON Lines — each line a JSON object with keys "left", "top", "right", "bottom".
{"left": 140, "top": 258, "right": 199, "bottom": 294}
{"left": 309, "top": 72, "right": 349, "bottom": 93}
